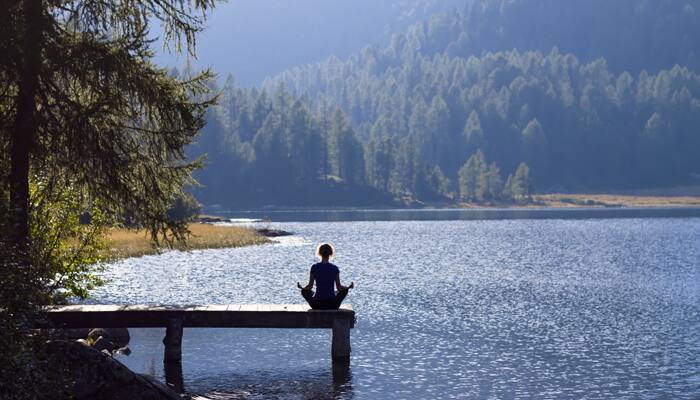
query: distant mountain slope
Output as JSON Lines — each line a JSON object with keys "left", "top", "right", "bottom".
{"left": 267, "top": 0, "right": 700, "bottom": 93}
{"left": 191, "top": 52, "right": 700, "bottom": 207}
{"left": 443, "top": 0, "right": 700, "bottom": 74}
{"left": 455, "top": 0, "right": 700, "bottom": 74}
{"left": 189, "top": 0, "right": 700, "bottom": 207}
{"left": 258, "top": 0, "right": 700, "bottom": 190}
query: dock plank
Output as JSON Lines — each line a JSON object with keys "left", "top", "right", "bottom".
{"left": 206, "top": 305, "right": 229, "bottom": 312}
{"left": 270, "top": 304, "right": 304, "bottom": 312}
{"left": 40, "top": 303, "right": 356, "bottom": 364}
{"left": 40, "top": 304, "right": 355, "bottom": 329}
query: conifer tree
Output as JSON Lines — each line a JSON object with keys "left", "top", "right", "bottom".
{"left": 511, "top": 162, "right": 533, "bottom": 199}
{"left": 503, "top": 174, "right": 515, "bottom": 200}
{"left": 485, "top": 162, "right": 503, "bottom": 200}
{"left": 1, "top": 0, "right": 217, "bottom": 395}
{"left": 458, "top": 150, "right": 486, "bottom": 202}
{"left": 3, "top": 0, "right": 216, "bottom": 254}
{"left": 463, "top": 110, "right": 485, "bottom": 153}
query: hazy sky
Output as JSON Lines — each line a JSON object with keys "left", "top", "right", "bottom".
{"left": 152, "top": 0, "right": 467, "bottom": 85}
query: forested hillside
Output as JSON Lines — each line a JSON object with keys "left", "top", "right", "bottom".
{"left": 192, "top": 0, "right": 700, "bottom": 207}
{"left": 189, "top": 80, "right": 392, "bottom": 206}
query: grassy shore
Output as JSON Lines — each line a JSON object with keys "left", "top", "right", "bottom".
{"left": 449, "top": 193, "right": 700, "bottom": 209}
{"left": 533, "top": 193, "right": 700, "bottom": 208}
{"left": 105, "top": 223, "right": 269, "bottom": 260}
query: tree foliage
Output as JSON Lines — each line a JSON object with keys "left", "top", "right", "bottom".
{"left": 458, "top": 150, "right": 513, "bottom": 203}
{"left": 1, "top": 0, "right": 216, "bottom": 396}
{"left": 510, "top": 163, "right": 533, "bottom": 200}
{"left": 188, "top": 81, "right": 391, "bottom": 207}
{"left": 1, "top": 0, "right": 215, "bottom": 287}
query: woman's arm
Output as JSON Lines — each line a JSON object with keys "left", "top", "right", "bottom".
{"left": 297, "top": 272, "right": 314, "bottom": 291}
{"left": 335, "top": 273, "right": 354, "bottom": 291}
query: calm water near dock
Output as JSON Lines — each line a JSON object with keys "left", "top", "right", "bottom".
{"left": 92, "top": 209, "right": 700, "bottom": 399}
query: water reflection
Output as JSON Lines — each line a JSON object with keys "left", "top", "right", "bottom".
{"left": 332, "top": 363, "right": 353, "bottom": 397}
{"left": 190, "top": 365, "right": 353, "bottom": 399}
{"left": 99, "top": 218, "right": 700, "bottom": 398}
{"left": 164, "top": 361, "right": 185, "bottom": 393}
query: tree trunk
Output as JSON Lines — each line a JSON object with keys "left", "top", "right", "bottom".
{"left": 9, "top": 0, "right": 43, "bottom": 255}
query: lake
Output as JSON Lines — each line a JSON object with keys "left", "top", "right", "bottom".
{"left": 91, "top": 209, "right": 700, "bottom": 399}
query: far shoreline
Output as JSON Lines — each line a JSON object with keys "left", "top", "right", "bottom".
{"left": 203, "top": 193, "right": 700, "bottom": 214}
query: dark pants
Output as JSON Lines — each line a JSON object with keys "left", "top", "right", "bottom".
{"left": 301, "top": 288, "right": 349, "bottom": 310}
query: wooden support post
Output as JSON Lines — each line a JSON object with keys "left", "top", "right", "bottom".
{"left": 163, "top": 316, "right": 183, "bottom": 363}
{"left": 331, "top": 317, "right": 351, "bottom": 363}
{"left": 164, "top": 360, "right": 184, "bottom": 393}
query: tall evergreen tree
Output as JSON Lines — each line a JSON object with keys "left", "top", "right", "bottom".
{"left": 463, "top": 110, "right": 485, "bottom": 154}
{"left": 329, "top": 109, "right": 365, "bottom": 185}
{"left": 521, "top": 118, "right": 548, "bottom": 179}
{"left": 458, "top": 150, "right": 487, "bottom": 202}
{"left": 510, "top": 162, "right": 533, "bottom": 199}
{"left": 1, "top": 0, "right": 217, "bottom": 396}
{"left": 416, "top": 164, "right": 451, "bottom": 200}
{"left": 485, "top": 162, "right": 504, "bottom": 200}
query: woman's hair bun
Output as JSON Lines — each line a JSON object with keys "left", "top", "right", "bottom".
{"left": 316, "top": 243, "right": 334, "bottom": 258}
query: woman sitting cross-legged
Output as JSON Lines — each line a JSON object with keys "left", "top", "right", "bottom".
{"left": 297, "top": 243, "right": 354, "bottom": 310}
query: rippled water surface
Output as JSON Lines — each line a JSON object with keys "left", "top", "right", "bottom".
{"left": 92, "top": 216, "right": 700, "bottom": 399}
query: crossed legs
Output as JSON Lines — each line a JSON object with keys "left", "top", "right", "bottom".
{"left": 301, "top": 287, "right": 349, "bottom": 310}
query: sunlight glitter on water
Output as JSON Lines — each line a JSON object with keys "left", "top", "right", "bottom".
{"left": 269, "top": 234, "right": 312, "bottom": 247}
{"left": 95, "top": 217, "right": 700, "bottom": 399}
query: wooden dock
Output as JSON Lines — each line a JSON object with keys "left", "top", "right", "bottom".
{"left": 43, "top": 304, "right": 355, "bottom": 363}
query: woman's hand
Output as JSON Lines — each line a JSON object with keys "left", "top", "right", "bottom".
{"left": 348, "top": 282, "right": 354, "bottom": 289}
{"left": 300, "top": 272, "right": 314, "bottom": 291}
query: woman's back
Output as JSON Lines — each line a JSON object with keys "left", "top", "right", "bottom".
{"left": 298, "top": 243, "right": 353, "bottom": 310}
{"left": 311, "top": 262, "right": 339, "bottom": 300}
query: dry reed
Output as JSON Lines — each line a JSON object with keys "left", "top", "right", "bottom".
{"left": 535, "top": 193, "right": 700, "bottom": 208}
{"left": 105, "top": 223, "right": 269, "bottom": 260}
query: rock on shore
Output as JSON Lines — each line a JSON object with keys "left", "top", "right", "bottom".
{"left": 88, "top": 327, "right": 131, "bottom": 348}
{"left": 255, "top": 228, "right": 292, "bottom": 237}
{"left": 46, "top": 340, "right": 182, "bottom": 399}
